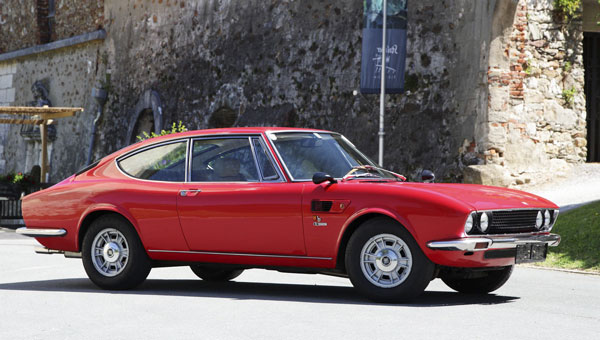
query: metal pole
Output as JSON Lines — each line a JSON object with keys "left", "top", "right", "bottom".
{"left": 40, "top": 121, "right": 48, "bottom": 183}
{"left": 378, "top": 0, "right": 387, "bottom": 167}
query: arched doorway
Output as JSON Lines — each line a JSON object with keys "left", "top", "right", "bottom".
{"left": 126, "top": 90, "right": 164, "bottom": 144}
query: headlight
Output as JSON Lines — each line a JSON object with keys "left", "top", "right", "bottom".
{"left": 464, "top": 214, "right": 474, "bottom": 234}
{"left": 543, "top": 210, "right": 551, "bottom": 227}
{"left": 536, "top": 211, "right": 543, "bottom": 229}
{"left": 479, "top": 212, "right": 489, "bottom": 233}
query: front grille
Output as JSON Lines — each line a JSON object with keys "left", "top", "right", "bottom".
{"left": 488, "top": 210, "right": 538, "bottom": 234}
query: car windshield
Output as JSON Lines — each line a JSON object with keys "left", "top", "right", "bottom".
{"left": 268, "top": 132, "right": 400, "bottom": 181}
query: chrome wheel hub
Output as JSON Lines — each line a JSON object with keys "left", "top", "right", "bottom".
{"left": 103, "top": 242, "right": 121, "bottom": 263}
{"left": 360, "top": 234, "right": 413, "bottom": 288}
{"left": 92, "top": 228, "right": 129, "bottom": 277}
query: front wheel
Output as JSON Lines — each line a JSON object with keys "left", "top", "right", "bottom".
{"left": 441, "top": 266, "right": 513, "bottom": 294}
{"left": 345, "top": 218, "right": 435, "bottom": 303}
{"left": 82, "top": 215, "right": 151, "bottom": 290}
{"left": 190, "top": 266, "right": 244, "bottom": 282}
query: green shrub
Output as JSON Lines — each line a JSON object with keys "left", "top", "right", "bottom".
{"left": 136, "top": 121, "right": 188, "bottom": 141}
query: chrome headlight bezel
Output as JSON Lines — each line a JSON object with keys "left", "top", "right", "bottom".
{"left": 543, "top": 209, "right": 551, "bottom": 228}
{"left": 548, "top": 209, "right": 559, "bottom": 231}
{"left": 478, "top": 212, "right": 489, "bottom": 233}
{"left": 464, "top": 213, "right": 474, "bottom": 234}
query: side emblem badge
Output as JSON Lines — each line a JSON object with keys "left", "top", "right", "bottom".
{"left": 313, "top": 216, "right": 328, "bottom": 227}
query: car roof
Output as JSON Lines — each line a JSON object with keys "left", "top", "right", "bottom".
{"left": 106, "top": 127, "right": 333, "bottom": 160}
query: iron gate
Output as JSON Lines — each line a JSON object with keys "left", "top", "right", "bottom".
{"left": 584, "top": 32, "right": 600, "bottom": 162}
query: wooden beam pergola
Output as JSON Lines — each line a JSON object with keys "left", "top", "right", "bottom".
{"left": 0, "top": 106, "right": 83, "bottom": 183}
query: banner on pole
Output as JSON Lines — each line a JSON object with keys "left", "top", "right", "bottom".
{"left": 360, "top": 0, "right": 407, "bottom": 94}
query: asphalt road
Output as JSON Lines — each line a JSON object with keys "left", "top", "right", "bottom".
{"left": 1, "top": 230, "right": 599, "bottom": 340}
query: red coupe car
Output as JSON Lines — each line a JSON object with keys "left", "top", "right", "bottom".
{"left": 17, "top": 127, "right": 560, "bottom": 302}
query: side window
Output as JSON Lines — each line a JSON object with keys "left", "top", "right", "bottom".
{"left": 252, "top": 138, "right": 279, "bottom": 181}
{"left": 119, "top": 141, "right": 187, "bottom": 182}
{"left": 191, "top": 138, "right": 259, "bottom": 182}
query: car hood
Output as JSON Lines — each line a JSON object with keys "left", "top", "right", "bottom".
{"left": 391, "top": 182, "right": 558, "bottom": 211}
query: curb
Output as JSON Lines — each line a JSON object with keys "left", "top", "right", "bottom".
{"left": 519, "top": 264, "right": 600, "bottom": 276}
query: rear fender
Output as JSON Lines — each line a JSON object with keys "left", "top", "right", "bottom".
{"left": 77, "top": 204, "right": 143, "bottom": 251}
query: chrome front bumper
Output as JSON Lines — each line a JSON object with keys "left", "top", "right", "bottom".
{"left": 427, "top": 233, "right": 561, "bottom": 251}
{"left": 16, "top": 227, "right": 67, "bottom": 237}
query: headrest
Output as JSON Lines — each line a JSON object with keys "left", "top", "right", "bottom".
{"left": 213, "top": 157, "right": 241, "bottom": 177}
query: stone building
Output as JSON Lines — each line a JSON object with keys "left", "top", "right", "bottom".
{"left": 0, "top": 0, "right": 598, "bottom": 185}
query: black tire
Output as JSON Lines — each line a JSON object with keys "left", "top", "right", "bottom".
{"left": 190, "top": 266, "right": 244, "bottom": 282}
{"left": 82, "top": 214, "right": 151, "bottom": 290}
{"left": 345, "top": 217, "right": 435, "bottom": 303}
{"left": 441, "top": 265, "right": 513, "bottom": 294}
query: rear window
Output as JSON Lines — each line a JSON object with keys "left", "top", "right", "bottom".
{"left": 118, "top": 141, "right": 187, "bottom": 182}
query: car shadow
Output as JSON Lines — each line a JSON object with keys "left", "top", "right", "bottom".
{"left": 0, "top": 278, "right": 519, "bottom": 307}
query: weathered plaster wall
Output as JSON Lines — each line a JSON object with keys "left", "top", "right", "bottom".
{"left": 0, "top": 0, "right": 104, "bottom": 53}
{"left": 53, "top": 0, "right": 105, "bottom": 41}
{"left": 0, "top": 61, "right": 18, "bottom": 174}
{"left": 95, "top": 0, "right": 495, "bottom": 181}
{"left": 1, "top": 42, "right": 105, "bottom": 181}
{"left": 466, "top": 0, "right": 586, "bottom": 187}
{"left": 2, "top": 0, "right": 587, "bottom": 185}
{"left": 0, "top": 1, "right": 39, "bottom": 53}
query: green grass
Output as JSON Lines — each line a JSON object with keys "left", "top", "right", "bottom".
{"left": 536, "top": 201, "right": 600, "bottom": 272}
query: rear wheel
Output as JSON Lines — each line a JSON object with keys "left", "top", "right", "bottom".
{"left": 441, "top": 265, "right": 513, "bottom": 294}
{"left": 190, "top": 266, "right": 244, "bottom": 282}
{"left": 345, "top": 217, "right": 435, "bottom": 303}
{"left": 82, "top": 215, "right": 151, "bottom": 290}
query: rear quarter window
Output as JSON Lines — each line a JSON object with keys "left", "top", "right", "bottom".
{"left": 118, "top": 141, "right": 187, "bottom": 182}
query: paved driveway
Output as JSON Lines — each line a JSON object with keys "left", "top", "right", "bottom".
{"left": 1, "top": 231, "right": 598, "bottom": 340}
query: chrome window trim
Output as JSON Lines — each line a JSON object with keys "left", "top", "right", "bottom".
{"left": 251, "top": 137, "right": 284, "bottom": 182}
{"left": 148, "top": 249, "right": 332, "bottom": 260}
{"left": 265, "top": 130, "right": 377, "bottom": 182}
{"left": 188, "top": 134, "right": 284, "bottom": 183}
{"left": 116, "top": 138, "right": 190, "bottom": 184}
{"left": 248, "top": 136, "right": 262, "bottom": 181}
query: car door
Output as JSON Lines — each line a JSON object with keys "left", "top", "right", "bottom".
{"left": 176, "top": 136, "right": 306, "bottom": 256}
{"left": 116, "top": 139, "right": 189, "bottom": 251}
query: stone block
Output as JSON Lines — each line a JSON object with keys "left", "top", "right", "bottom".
{"left": 463, "top": 164, "right": 511, "bottom": 187}
{"left": 529, "top": 22, "right": 543, "bottom": 40}
{"left": 0, "top": 74, "right": 13, "bottom": 89}
{"left": 574, "top": 137, "right": 587, "bottom": 147}
{"left": 5, "top": 88, "right": 15, "bottom": 103}
{"left": 489, "top": 87, "right": 509, "bottom": 112}
{"left": 0, "top": 89, "right": 5, "bottom": 102}
{"left": 488, "top": 123, "right": 508, "bottom": 144}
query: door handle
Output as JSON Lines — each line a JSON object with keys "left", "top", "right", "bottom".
{"left": 180, "top": 189, "right": 202, "bottom": 197}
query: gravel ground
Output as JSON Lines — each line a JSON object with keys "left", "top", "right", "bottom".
{"left": 522, "top": 163, "right": 600, "bottom": 211}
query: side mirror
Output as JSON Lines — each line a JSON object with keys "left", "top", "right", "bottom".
{"left": 421, "top": 170, "right": 435, "bottom": 183}
{"left": 312, "top": 172, "right": 337, "bottom": 185}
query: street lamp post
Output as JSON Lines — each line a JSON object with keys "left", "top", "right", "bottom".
{"left": 378, "top": 0, "right": 387, "bottom": 167}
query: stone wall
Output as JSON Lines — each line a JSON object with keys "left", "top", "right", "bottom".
{"left": 0, "top": 0, "right": 104, "bottom": 53}
{"left": 53, "top": 0, "right": 105, "bottom": 41}
{"left": 466, "top": 0, "right": 587, "bottom": 187}
{"left": 0, "top": 61, "right": 18, "bottom": 174}
{"left": 0, "top": 0, "right": 591, "bottom": 185}
{"left": 0, "top": 1, "right": 39, "bottom": 53}
{"left": 1, "top": 42, "right": 105, "bottom": 181}
{"left": 94, "top": 0, "right": 495, "bottom": 181}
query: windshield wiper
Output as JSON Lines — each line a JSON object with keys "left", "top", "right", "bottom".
{"left": 342, "top": 165, "right": 406, "bottom": 182}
